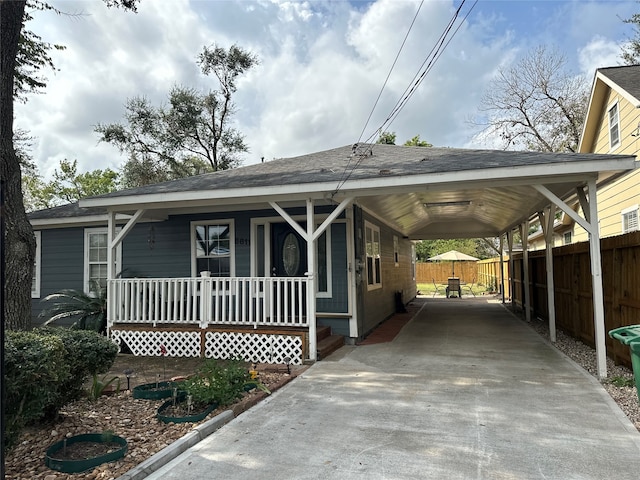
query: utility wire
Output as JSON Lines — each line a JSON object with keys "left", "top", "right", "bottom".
{"left": 334, "top": 0, "right": 425, "bottom": 196}
{"left": 334, "top": 0, "right": 475, "bottom": 195}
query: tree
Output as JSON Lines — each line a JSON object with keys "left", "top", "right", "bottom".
{"left": 14, "top": 1, "right": 65, "bottom": 102}
{"left": 376, "top": 131, "right": 396, "bottom": 145}
{"left": 96, "top": 44, "right": 258, "bottom": 188}
{"left": 621, "top": 9, "right": 640, "bottom": 65}
{"left": 404, "top": 135, "right": 432, "bottom": 147}
{"left": 23, "top": 159, "right": 119, "bottom": 211}
{"left": 475, "top": 46, "right": 589, "bottom": 153}
{"left": 1, "top": 0, "right": 138, "bottom": 331}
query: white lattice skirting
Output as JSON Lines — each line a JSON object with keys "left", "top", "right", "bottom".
{"left": 110, "top": 329, "right": 304, "bottom": 365}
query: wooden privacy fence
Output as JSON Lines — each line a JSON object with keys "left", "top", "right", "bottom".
{"left": 416, "top": 259, "right": 510, "bottom": 297}
{"left": 416, "top": 262, "right": 479, "bottom": 284}
{"left": 511, "top": 231, "right": 640, "bottom": 369}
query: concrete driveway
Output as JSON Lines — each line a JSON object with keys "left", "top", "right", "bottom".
{"left": 143, "top": 297, "right": 640, "bottom": 480}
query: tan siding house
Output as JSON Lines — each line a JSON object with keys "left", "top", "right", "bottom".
{"left": 559, "top": 66, "right": 640, "bottom": 243}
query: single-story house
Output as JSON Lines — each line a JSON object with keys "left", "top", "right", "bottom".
{"left": 29, "top": 143, "right": 637, "bottom": 373}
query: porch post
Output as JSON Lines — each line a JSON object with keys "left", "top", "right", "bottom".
{"left": 539, "top": 206, "right": 557, "bottom": 342}
{"left": 520, "top": 220, "right": 531, "bottom": 322}
{"left": 306, "top": 198, "right": 317, "bottom": 362}
{"left": 107, "top": 211, "right": 117, "bottom": 281}
{"left": 586, "top": 179, "right": 607, "bottom": 379}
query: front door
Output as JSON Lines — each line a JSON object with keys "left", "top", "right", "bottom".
{"left": 271, "top": 223, "right": 307, "bottom": 277}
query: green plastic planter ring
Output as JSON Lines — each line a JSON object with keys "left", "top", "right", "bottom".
{"left": 609, "top": 325, "right": 640, "bottom": 401}
{"left": 157, "top": 397, "right": 218, "bottom": 424}
{"left": 45, "top": 433, "right": 127, "bottom": 474}
{"left": 132, "top": 381, "right": 176, "bottom": 400}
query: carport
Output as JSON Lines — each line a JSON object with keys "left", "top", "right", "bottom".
{"left": 321, "top": 145, "right": 637, "bottom": 379}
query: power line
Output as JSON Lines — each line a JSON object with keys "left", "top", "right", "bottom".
{"left": 334, "top": 0, "right": 476, "bottom": 195}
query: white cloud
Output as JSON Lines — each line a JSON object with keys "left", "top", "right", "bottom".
{"left": 14, "top": 0, "right": 636, "bottom": 180}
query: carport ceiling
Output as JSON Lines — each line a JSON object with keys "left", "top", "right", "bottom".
{"left": 80, "top": 144, "right": 637, "bottom": 240}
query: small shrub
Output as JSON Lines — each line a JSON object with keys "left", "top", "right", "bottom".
{"left": 4, "top": 331, "right": 69, "bottom": 450}
{"left": 3, "top": 328, "right": 119, "bottom": 451}
{"left": 39, "top": 327, "right": 119, "bottom": 412}
{"left": 181, "top": 358, "right": 251, "bottom": 406}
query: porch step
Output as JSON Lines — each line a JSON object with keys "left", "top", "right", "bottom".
{"left": 316, "top": 326, "right": 344, "bottom": 360}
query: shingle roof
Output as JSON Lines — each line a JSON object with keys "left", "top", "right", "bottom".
{"left": 598, "top": 65, "right": 640, "bottom": 103}
{"left": 28, "top": 202, "right": 106, "bottom": 220}
{"left": 85, "top": 144, "right": 628, "bottom": 199}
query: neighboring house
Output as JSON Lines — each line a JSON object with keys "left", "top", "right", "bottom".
{"left": 29, "top": 143, "right": 636, "bottom": 368}
{"left": 547, "top": 65, "right": 640, "bottom": 245}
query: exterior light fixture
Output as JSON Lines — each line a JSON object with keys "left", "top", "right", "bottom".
{"left": 423, "top": 201, "right": 472, "bottom": 208}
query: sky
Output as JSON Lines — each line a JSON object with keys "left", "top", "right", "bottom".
{"left": 15, "top": 0, "right": 639, "bottom": 180}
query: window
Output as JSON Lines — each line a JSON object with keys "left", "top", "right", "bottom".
{"left": 562, "top": 231, "right": 572, "bottom": 245}
{"left": 84, "top": 228, "right": 121, "bottom": 295}
{"left": 192, "top": 221, "right": 234, "bottom": 277}
{"left": 393, "top": 235, "right": 399, "bottom": 267}
{"left": 365, "top": 221, "right": 381, "bottom": 289}
{"left": 622, "top": 206, "right": 639, "bottom": 234}
{"left": 608, "top": 102, "right": 620, "bottom": 150}
{"left": 32, "top": 231, "right": 41, "bottom": 298}
{"left": 316, "top": 226, "right": 332, "bottom": 297}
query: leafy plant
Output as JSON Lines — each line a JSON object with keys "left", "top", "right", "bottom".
{"left": 180, "top": 358, "right": 251, "bottom": 407}
{"left": 610, "top": 376, "right": 635, "bottom": 388}
{"left": 39, "top": 284, "right": 108, "bottom": 333}
{"left": 89, "top": 374, "right": 121, "bottom": 400}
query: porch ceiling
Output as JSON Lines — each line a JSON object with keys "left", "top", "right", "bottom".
{"left": 78, "top": 144, "right": 637, "bottom": 239}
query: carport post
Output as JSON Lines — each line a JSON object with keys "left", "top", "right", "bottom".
{"left": 520, "top": 220, "right": 531, "bottom": 322}
{"left": 499, "top": 234, "right": 505, "bottom": 304}
{"left": 539, "top": 207, "right": 557, "bottom": 343}
{"left": 507, "top": 230, "right": 514, "bottom": 310}
{"left": 586, "top": 179, "right": 607, "bottom": 379}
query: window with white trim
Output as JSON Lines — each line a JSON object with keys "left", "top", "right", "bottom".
{"left": 562, "top": 231, "right": 572, "bottom": 245}
{"left": 192, "top": 221, "right": 234, "bottom": 277}
{"left": 622, "top": 206, "right": 639, "bottom": 234}
{"left": 32, "top": 231, "right": 41, "bottom": 298}
{"left": 84, "top": 228, "right": 121, "bottom": 295}
{"left": 365, "top": 221, "right": 381, "bottom": 289}
{"left": 608, "top": 102, "right": 620, "bottom": 150}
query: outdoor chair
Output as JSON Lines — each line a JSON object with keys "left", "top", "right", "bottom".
{"left": 462, "top": 278, "right": 476, "bottom": 297}
{"left": 432, "top": 279, "right": 444, "bottom": 297}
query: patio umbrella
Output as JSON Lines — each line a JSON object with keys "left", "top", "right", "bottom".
{"left": 427, "top": 250, "right": 479, "bottom": 276}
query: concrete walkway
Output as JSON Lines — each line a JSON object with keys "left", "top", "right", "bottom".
{"left": 144, "top": 297, "right": 640, "bottom": 480}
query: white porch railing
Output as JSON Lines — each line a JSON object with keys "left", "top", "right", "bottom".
{"left": 107, "top": 277, "right": 310, "bottom": 329}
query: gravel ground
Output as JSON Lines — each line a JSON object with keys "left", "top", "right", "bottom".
{"left": 4, "top": 366, "right": 303, "bottom": 480}
{"left": 526, "top": 316, "right": 640, "bottom": 431}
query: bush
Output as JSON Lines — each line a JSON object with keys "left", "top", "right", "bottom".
{"left": 4, "top": 331, "right": 69, "bottom": 449}
{"left": 39, "top": 327, "right": 118, "bottom": 409}
{"left": 181, "top": 358, "right": 250, "bottom": 406}
{"left": 3, "top": 328, "right": 119, "bottom": 451}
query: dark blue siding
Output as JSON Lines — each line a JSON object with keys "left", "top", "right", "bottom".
{"left": 32, "top": 228, "right": 85, "bottom": 324}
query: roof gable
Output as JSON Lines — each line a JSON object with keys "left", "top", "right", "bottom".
{"left": 580, "top": 65, "right": 640, "bottom": 153}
